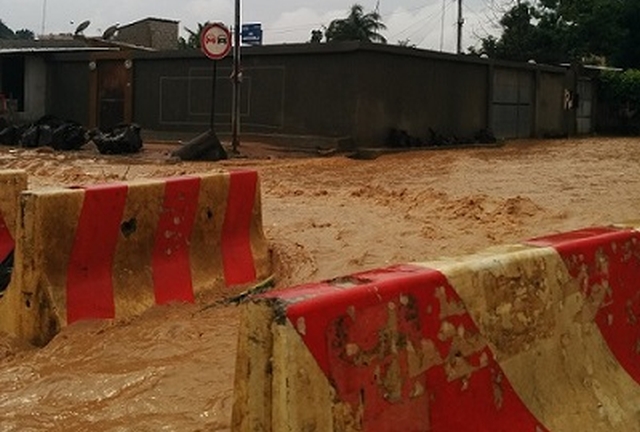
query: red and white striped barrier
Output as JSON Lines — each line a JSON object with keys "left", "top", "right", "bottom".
{"left": 233, "top": 226, "right": 640, "bottom": 431}
{"left": 2, "top": 170, "right": 271, "bottom": 345}
{"left": 0, "top": 170, "right": 27, "bottom": 265}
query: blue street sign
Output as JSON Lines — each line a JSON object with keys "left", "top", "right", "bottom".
{"left": 242, "top": 23, "right": 263, "bottom": 45}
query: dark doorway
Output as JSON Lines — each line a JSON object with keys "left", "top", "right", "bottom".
{"left": 97, "top": 60, "right": 130, "bottom": 130}
{"left": 1, "top": 56, "right": 25, "bottom": 112}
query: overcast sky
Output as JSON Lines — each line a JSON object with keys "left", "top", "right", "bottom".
{"left": 0, "top": 0, "right": 508, "bottom": 52}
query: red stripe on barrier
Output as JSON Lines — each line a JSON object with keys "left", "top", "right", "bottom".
{"left": 527, "top": 226, "right": 621, "bottom": 247}
{"left": 269, "top": 265, "right": 547, "bottom": 431}
{"left": 67, "top": 184, "right": 128, "bottom": 324}
{"left": 0, "top": 213, "right": 13, "bottom": 263}
{"left": 528, "top": 227, "right": 640, "bottom": 387}
{"left": 221, "top": 170, "right": 257, "bottom": 286}
{"left": 152, "top": 177, "right": 200, "bottom": 304}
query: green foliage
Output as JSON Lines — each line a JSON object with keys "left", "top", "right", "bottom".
{"left": 476, "top": 0, "right": 636, "bottom": 67}
{"left": 325, "top": 4, "right": 387, "bottom": 44}
{"left": 14, "top": 29, "right": 34, "bottom": 40}
{"left": 397, "top": 39, "right": 416, "bottom": 48}
{"left": 309, "top": 29, "right": 323, "bottom": 43}
{"left": 610, "top": 1, "right": 640, "bottom": 68}
{"left": 0, "top": 19, "right": 14, "bottom": 38}
{"left": 599, "top": 69, "right": 640, "bottom": 107}
{"left": 178, "top": 22, "right": 210, "bottom": 49}
{"left": 0, "top": 20, "right": 35, "bottom": 40}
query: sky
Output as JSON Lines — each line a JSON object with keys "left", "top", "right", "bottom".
{"left": 0, "top": 0, "right": 510, "bottom": 52}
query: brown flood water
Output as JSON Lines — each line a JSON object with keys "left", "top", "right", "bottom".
{"left": 1, "top": 137, "right": 640, "bottom": 430}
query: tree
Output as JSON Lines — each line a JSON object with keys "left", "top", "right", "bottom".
{"left": 310, "top": 29, "right": 323, "bottom": 43}
{"left": 0, "top": 20, "right": 35, "bottom": 40}
{"left": 610, "top": 0, "right": 640, "bottom": 68}
{"left": 0, "top": 20, "right": 14, "bottom": 39}
{"left": 397, "top": 39, "right": 416, "bottom": 48}
{"left": 14, "top": 29, "right": 34, "bottom": 40}
{"left": 325, "top": 4, "right": 387, "bottom": 43}
{"left": 178, "top": 22, "right": 210, "bottom": 49}
{"left": 475, "top": 0, "right": 628, "bottom": 66}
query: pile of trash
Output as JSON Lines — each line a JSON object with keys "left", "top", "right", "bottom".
{"left": 0, "top": 115, "right": 143, "bottom": 155}
{"left": 385, "top": 127, "right": 497, "bottom": 148}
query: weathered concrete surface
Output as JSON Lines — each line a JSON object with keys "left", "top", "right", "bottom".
{"left": 0, "top": 170, "right": 271, "bottom": 346}
{"left": 233, "top": 227, "right": 640, "bottom": 431}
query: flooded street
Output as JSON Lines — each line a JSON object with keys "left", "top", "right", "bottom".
{"left": 1, "top": 137, "right": 640, "bottom": 430}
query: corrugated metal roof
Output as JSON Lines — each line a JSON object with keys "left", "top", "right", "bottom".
{"left": 0, "top": 37, "right": 155, "bottom": 54}
{"left": 0, "top": 47, "right": 117, "bottom": 54}
{"left": 0, "top": 38, "right": 89, "bottom": 49}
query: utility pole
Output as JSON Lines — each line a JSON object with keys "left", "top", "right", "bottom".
{"left": 456, "top": 0, "right": 463, "bottom": 54}
{"left": 41, "top": 0, "right": 47, "bottom": 36}
{"left": 231, "top": 0, "right": 241, "bottom": 153}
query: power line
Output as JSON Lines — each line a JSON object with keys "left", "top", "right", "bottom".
{"left": 389, "top": 5, "right": 446, "bottom": 41}
{"left": 412, "top": 0, "right": 457, "bottom": 49}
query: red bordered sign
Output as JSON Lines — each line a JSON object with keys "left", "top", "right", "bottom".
{"left": 201, "top": 22, "right": 232, "bottom": 60}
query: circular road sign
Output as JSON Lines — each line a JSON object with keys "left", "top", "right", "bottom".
{"left": 201, "top": 23, "right": 232, "bottom": 60}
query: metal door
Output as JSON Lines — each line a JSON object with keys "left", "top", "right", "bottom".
{"left": 576, "top": 78, "right": 593, "bottom": 134}
{"left": 97, "top": 60, "right": 130, "bottom": 130}
{"left": 492, "top": 68, "right": 534, "bottom": 139}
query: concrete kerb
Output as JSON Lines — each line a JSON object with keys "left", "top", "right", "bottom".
{"left": 232, "top": 226, "right": 640, "bottom": 432}
{"left": 0, "top": 169, "right": 271, "bottom": 346}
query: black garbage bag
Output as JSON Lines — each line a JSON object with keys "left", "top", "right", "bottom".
{"left": 21, "top": 124, "right": 53, "bottom": 148}
{"left": 91, "top": 124, "right": 144, "bottom": 155}
{"left": 0, "top": 125, "right": 25, "bottom": 146}
{"left": 0, "top": 250, "right": 13, "bottom": 295}
{"left": 51, "top": 122, "right": 88, "bottom": 151}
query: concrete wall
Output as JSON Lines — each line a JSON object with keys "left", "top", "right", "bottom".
{"left": 47, "top": 56, "right": 91, "bottom": 125}
{"left": 116, "top": 19, "right": 179, "bottom": 50}
{"left": 22, "top": 57, "right": 47, "bottom": 121}
{"left": 537, "top": 71, "right": 566, "bottom": 137}
{"left": 44, "top": 43, "right": 572, "bottom": 146}
{"left": 133, "top": 47, "right": 359, "bottom": 139}
{"left": 352, "top": 49, "right": 489, "bottom": 143}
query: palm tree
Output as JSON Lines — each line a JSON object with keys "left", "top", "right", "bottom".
{"left": 178, "top": 22, "right": 210, "bottom": 49}
{"left": 325, "top": 4, "right": 387, "bottom": 44}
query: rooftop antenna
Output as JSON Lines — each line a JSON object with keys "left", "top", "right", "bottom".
{"left": 102, "top": 24, "right": 119, "bottom": 40}
{"left": 74, "top": 20, "right": 91, "bottom": 36}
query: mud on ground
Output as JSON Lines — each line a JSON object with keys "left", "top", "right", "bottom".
{"left": 0, "top": 137, "right": 639, "bottom": 430}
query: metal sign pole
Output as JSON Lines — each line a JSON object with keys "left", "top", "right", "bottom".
{"left": 232, "top": 0, "right": 241, "bottom": 153}
{"left": 210, "top": 60, "right": 218, "bottom": 131}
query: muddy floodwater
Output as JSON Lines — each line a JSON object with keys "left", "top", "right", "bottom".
{"left": 1, "top": 137, "right": 640, "bottom": 431}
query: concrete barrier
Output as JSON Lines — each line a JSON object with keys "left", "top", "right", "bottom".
{"left": 0, "top": 170, "right": 27, "bottom": 265}
{"left": 233, "top": 226, "right": 640, "bottom": 431}
{"left": 1, "top": 169, "right": 271, "bottom": 346}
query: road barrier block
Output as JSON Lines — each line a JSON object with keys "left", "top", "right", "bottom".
{"left": 0, "top": 170, "right": 27, "bottom": 264}
{"left": 233, "top": 226, "right": 640, "bottom": 431}
{"left": 1, "top": 170, "right": 270, "bottom": 346}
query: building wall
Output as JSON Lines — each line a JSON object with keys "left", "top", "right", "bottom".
{"left": 22, "top": 57, "right": 47, "bottom": 121}
{"left": 47, "top": 56, "right": 91, "bottom": 125}
{"left": 46, "top": 43, "right": 572, "bottom": 146}
{"left": 537, "top": 71, "right": 566, "bottom": 137}
{"left": 133, "top": 48, "right": 358, "bottom": 138}
{"left": 116, "top": 19, "right": 178, "bottom": 50}
{"left": 351, "top": 50, "right": 489, "bottom": 144}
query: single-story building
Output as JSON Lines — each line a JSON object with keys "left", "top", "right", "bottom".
{"left": 0, "top": 25, "right": 595, "bottom": 147}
